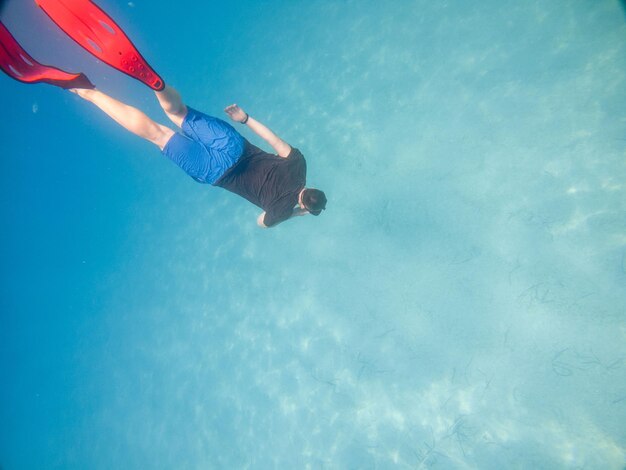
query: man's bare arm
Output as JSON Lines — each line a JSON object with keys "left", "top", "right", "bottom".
{"left": 257, "top": 208, "right": 308, "bottom": 229}
{"left": 257, "top": 212, "right": 269, "bottom": 228}
{"left": 225, "top": 104, "right": 291, "bottom": 158}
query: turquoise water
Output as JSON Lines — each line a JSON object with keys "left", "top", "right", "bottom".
{"left": 1, "top": 0, "right": 626, "bottom": 468}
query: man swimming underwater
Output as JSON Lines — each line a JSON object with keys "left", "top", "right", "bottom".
{"left": 0, "top": 0, "right": 326, "bottom": 228}
{"left": 72, "top": 86, "right": 327, "bottom": 228}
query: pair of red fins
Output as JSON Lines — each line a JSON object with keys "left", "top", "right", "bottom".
{"left": 0, "top": 0, "right": 163, "bottom": 90}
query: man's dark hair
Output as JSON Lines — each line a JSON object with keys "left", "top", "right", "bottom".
{"left": 302, "top": 188, "right": 327, "bottom": 216}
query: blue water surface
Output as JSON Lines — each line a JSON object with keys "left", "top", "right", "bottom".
{"left": 1, "top": 0, "right": 626, "bottom": 468}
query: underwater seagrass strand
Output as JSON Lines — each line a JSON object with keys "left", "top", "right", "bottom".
{"left": 1, "top": 0, "right": 626, "bottom": 468}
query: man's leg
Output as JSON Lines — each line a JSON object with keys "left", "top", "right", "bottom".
{"left": 73, "top": 88, "right": 174, "bottom": 150}
{"left": 154, "top": 85, "right": 188, "bottom": 128}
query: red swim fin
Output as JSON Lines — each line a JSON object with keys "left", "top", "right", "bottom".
{"left": 0, "top": 20, "right": 94, "bottom": 89}
{"left": 35, "top": 0, "right": 164, "bottom": 90}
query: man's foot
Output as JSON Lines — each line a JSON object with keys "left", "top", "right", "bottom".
{"left": 69, "top": 87, "right": 96, "bottom": 99}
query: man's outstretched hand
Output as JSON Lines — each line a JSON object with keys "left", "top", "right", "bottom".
{"left": 224, "top": 104, "right": 248, "bottom": 123}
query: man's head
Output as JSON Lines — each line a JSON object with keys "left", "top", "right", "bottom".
{"left": 300, "top": 188, "right": 327, "bottom": 216}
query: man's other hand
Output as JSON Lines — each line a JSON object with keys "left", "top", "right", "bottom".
{"left": 224, "top": 104, "right": 248, "bottom": 123}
